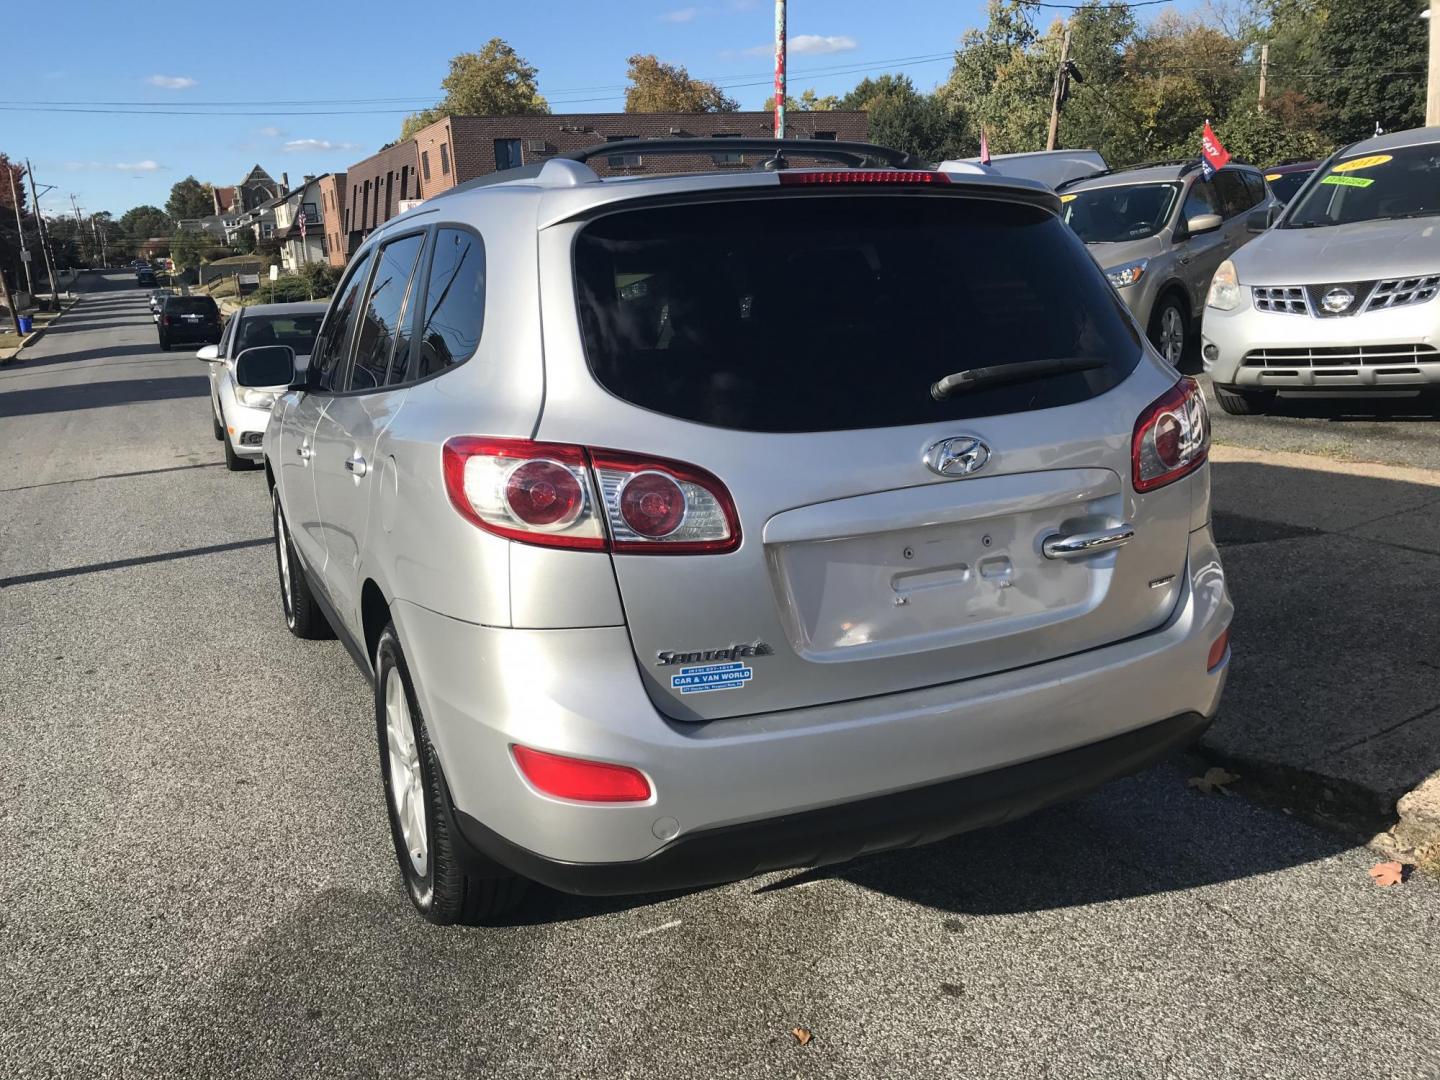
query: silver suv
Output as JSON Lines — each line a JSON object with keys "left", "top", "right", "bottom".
{"left": 1203, "top": 127, "right": 1440, "bottom": 414}
{"left": 236, "top": 139, "right": 1232, "bottom": 924}
{"left": 1060, "top": 160, "right": 1276, "bottom": 366}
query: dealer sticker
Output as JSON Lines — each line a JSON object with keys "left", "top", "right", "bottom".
{"left": 1321, "top": 174, "right": 1374, "bottom": 188}
{"left": 1332, "top": 154, "right": 1392, "bottom": 173}
{"left": 671, "top": 661, "right": 754, "bottom": 694}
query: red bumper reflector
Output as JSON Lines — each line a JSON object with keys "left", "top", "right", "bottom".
{"left": 1207, "top": 628, "right": 1231, "bottom": 672}
{"left": 777, "top": 170, "right": 951, "bottom": 185}
{"left": 511, "top": 746, "right": 652, "bottom": 803}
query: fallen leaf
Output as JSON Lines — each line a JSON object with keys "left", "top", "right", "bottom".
{"left": 1368, "top": 861, "right": 1406, "bottom": 887}
{"left": 1187, "top": 766, "right": 1240, "bottom": 796}
{"left": 791, "top": 1027, "right": 813, "bottom": 1046}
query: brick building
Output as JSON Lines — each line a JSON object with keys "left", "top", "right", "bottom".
{"left": 341, "top": 111, "right": 868, "bottom": 257}
{"left": 316, "top": 172, "right": 347, "bottom": 268}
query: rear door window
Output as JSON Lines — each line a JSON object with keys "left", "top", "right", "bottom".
{"left": 1213, "top": 170, "right": 1253, "bottom": 218}
{"left": 573, "top": 196, "right": 1140, "bottom": 432}
{"left": 415, "top": 228, "right": 485, "bottom": 380}
{"left": 349, "top": 232, "right": 425, "bottom": 390}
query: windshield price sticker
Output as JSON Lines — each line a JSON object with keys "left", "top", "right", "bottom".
{"left": 1265, "top": 173, "right": 1282, "bottom": 181}
{"left": 1332, "top": 155, "right": 1392, "bottom": 173}
{"left": 1060, "top": 193, "right": 1078, "bottom": 203}
{"left": 1321, "top": 175, "right": 1375, "bottom": 189}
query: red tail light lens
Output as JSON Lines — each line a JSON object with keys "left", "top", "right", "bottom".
{"left": 442, "top": 437, "right": 740, "bottom": 554}
{"left": 162, "top": 315, "right": 171, "bottom": 326}
{"left": 511, "top": 745, "right": 652, "bottom": 803}
{"left": 1132, "top": 378, "right": 1209, "bottom": 492}
{"left": 778, "top": 170, "right": 951, "bottom": 186}
{"left": 1208, "top": 627, "right": 1231, "bottom": 671}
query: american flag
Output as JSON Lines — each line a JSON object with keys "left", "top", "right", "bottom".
{"left": 297, "top": 203, "right": 307, "bottom": 240}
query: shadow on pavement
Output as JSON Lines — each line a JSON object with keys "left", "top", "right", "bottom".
{"left": 2, "top": 342, "right": 168, "bottom": 373}
{"left": 1262, "top": 393, "right": 1440, "bottom": 423}
{"left": 0, "top": 374, "right": 207, "bottom": 417}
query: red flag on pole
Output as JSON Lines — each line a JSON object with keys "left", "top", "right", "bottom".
{"left": 979, "top": 125, "right": 991, "bottom": 165}
{"left": 1200, "top": 120, "right": 1230, "bottom": 179}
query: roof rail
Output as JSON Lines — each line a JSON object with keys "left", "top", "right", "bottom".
{"left": 1057, "top": 157, "right": 1209, "bottom": 191}
{"left": 562, "top": 137, "right": 929, "bottom": 171}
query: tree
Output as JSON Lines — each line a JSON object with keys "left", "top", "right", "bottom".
{"left": 169, "top": 229, "right": 203, "bottom": 272}
{"left": 233, "top": 228, "right": 257, "bottom": 254}
{"left": 400, "top": 38, "right": 548, "bottom": 139}
{"left": 624, "top": 55, "right": 740, "bottom": 113}
{"left": 762, "top": 88, "right": 842, "bottom": 111}
{"left": 166, "top": 176, "right": 213, "bottom": 220}
{"left": 834, "top": 74, "right": 966, "bottom": 161}
{"left": 1199, "top": 99, "right": 1333, "bottom": 164}
{"left": 1310, "top": 0, "right": 1426, "bottom": 143}
{"left": 119, "top": 205, "right": 173, "bottom": 242}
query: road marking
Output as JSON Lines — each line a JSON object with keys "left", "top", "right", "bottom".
{"left": 635, "top": 919, "right": 682, "bottom": 938}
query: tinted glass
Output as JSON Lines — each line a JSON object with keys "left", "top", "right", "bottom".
{"left": 1286, "top": 143, "right": 1440, "bottom": 227}
{"left": 165, "top": 297, "right": 218, "bottom": 317}
{"left": 416, "top": 229, "right": 485, "bottom": 379}
{"left": 1266, "top": 171, "right": 1313, "bottom": 204}
{"left": 1242, "top": 172, "right": 1267, "bottom": 205}
{"left": 1181, "top": 178, "right": 1221, "bottom": 220}
{"left": 1062, "top": 183, "right": 1179, "bottom": 243}
{"left": 349, "top": 233, "right": 424, "bottom": 390}
{"left": 313, "top": 252, "right": 373, "bottom": 391}
{"left": 1213, "top": 170, "right": 1252, "bottom": 217}
{"left": 575, "top": 196, "right": 1141, "bottom": 433}
{"left": 236, "top": 313, "right": 323, "bottom": 355}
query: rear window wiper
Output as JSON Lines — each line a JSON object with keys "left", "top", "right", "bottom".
{"left": 930, "top": 356, "right": 1108, "bottom": 401}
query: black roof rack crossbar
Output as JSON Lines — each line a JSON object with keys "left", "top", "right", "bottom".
{"left": 562, "top": 137, "right": 928, "bottom": 171}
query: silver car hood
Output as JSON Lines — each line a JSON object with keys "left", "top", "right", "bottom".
{"left": 1235, "top": 218, "right": 1440, "bottom": 284}
{"left": 1083, "top": 234, "right": 1166, "bottom": 271}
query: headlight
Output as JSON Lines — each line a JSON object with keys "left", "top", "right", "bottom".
{"left": 238, "top": 388, "right": 278, "bottom": 409}
{"left": 1207, "top": 260, "right": 1242, "bottom": 311}
{"left": 1105, "top": 260, "right": 1148, "bottom": 289}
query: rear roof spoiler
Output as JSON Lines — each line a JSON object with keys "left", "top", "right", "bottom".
{"left": 563, "top": 137, "right": 930, "bottom": 171}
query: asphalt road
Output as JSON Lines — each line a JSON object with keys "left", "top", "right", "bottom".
{"left": 2, "top": 272, "right": 1439, "bottom": 1080}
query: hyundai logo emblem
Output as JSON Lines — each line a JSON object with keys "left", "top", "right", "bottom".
{"left": 1321, "top": 287, "right": 1355, "bottom": 314}
{"left": 923, "top": 436, "right": 991, "bottom": 478}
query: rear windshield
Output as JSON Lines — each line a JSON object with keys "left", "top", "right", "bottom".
{"left": 237, "top": 313, "right": 322, "bottom": 353}
{"left": 166, "top": 297, "right": 217, "bottom": 316}
{"left": 1061, "top": 182, "right": 1180, "bottom": 243}
{"left": 574, "top": 195, "right": 1140, "bottom": 432}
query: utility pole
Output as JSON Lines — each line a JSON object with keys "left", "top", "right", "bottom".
{"left": 1429, "top": 0, "right": 1440, "bottom": 126}
{"left": 1046, "top": 24, "right": 1073, "bottom": 152}
{"left": 7, "top": 165, "right": 35, "bottom": 301}
{"left": 1257, "top": 43, "right": 1269, "bottom": 114}
{"left": 773, "top": 0, "right": 787, "bottom": 139}
{"left": 26, "top": 161, "right": 60, "bottom": 311}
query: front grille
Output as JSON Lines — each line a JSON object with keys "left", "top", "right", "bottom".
{"left": 1364, "top": 275, "right": 1440, "bottom": 312}
{"left": 1241, "top": 344, "right": 1440, "bottom": 368}
{"left": 1252, "top": 286, "right": 1309, "bottom": 314}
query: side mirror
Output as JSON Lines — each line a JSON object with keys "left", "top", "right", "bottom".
{"left": 235, "top": 345, "right": 297, "bottom": 389}
{"left": 1247, "top": 205, "right": 1278, "bottom": 234}
{"left": 1186, "top": 213, "right": 1223, "bottom": 236}
{"left": 195, "top": 344, "right": 221, "bottom": 362}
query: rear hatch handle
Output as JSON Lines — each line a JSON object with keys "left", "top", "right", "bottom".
{"left": 1042, "top": 523, "right": 1135, "bottom": 559}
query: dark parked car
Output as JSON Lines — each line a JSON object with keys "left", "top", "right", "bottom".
{"left": 157, "top": 295, "right": 221, "bottom": 351}
{"left": 137, "top": 270, "right": 157, "bottom": 287}
{"left": 1261, "top": 160, "right": 1321, "bottom": 205}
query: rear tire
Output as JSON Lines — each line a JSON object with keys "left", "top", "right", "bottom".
{"left": 158, "top": 335, "right": 171, "bottom": 352}
{"left": 1214, "top": 385, "right": 1273, "bottom": 416}
{"left": 271, "top": 486, "right": 332, "bottom": 639}
{"left": 1147, "top": 294, "right": 1190, "bottom": 369}
{"left": 375, "top": 623, "right": 526, "bottom": 925}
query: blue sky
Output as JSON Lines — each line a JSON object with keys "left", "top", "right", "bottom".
{"left": 4, "top": 0, "right": 1159, "bottom": 217}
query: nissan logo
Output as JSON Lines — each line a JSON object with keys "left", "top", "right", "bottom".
{"left": 1321, "top": 287, "right": 1355, "bottom": 314}
{"left": 923, "top": 436, "right": 991, "bottom": 478}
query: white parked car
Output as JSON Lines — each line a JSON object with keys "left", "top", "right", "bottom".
{"left": 197, "top": 302, "right": 326, "bottom": 470}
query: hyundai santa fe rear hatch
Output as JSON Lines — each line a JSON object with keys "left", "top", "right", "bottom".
{"left": 537, "top": 189, "right": 1200, "bottom": 721}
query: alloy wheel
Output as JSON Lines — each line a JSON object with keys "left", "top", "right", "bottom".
{"left": 384, "top": 668, "right": 428, "bottom": 878}
{"left": 1159, "top": 306, "right": 1186, "bottom": 365}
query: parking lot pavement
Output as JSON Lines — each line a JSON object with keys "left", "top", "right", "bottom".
{"left": 2, "top": 273, "right": 1439, "bottom": 1080}
{"left": 1201, "top": 375, "right": 1440, "bottom": 471}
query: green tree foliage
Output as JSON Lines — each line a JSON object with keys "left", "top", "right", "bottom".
{"left": 762, "top": 88, "right": 842, "bottom": 111}
{"left": 166, "top": 177, "right": 213, "bottom": 220}
{"left": 1310, "top": 0, "right": 1426, "bottom": 143}
{"left": 840, "top": 75, "right": 967, "bottom": 162}
{"left": 169, "top": 229, "right": 205, "bottom": 272}
{"left": 233, "top": 228, "right": 257, "bottom": 254}
{"left": 118, "top": 205, "right": 173, "bottom": 241}
{"left": 624, "top": 55, "right": 740, "bottom": 113}
{"left": 399, "top": 38, "right": 548, "bottom": 139}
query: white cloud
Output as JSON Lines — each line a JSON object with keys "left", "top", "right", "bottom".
{"left": 117, "top": 160, "right": 163, "bottom": 172}
{"left": 256, "top": 126, "right": 285, "bottom": 138}
{"left": 147, "top": 74, "right": 197, "bottom": 90}
{"left": 282, "top": 138, "right": 360, "bottom": 153}
{"left": 790, "top": 34, "right": 858, "bottom": 55}
{"left": 64, "top": 160, "right": 165, "bottom": 172}
{"left": 660, "top": 6, "right": 699, "bottom": 20}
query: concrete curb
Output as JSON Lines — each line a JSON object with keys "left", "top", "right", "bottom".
{"left": 0, "top": 297, "right": 79, "bottom": 364}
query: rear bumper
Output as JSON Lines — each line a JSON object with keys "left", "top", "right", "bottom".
{"left": 453, "top": 710, "right": 1212, "bottom": 895}
{"left": 391, "top": 524, "right": 1230, "bottom": 878}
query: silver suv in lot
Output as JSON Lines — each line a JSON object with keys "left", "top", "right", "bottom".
{"left": 1203, "top": 127, "right": 1440, "bottom": 414}
{"left": 237, "top": 139, "right": 1232, "bottom": 924}
{"left": 1059, "top": 160, "right": 1275, "bottom": 366}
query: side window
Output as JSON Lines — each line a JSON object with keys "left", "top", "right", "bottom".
{"left": 1181, "top": 178, "right": 1220, "bottom": 223}
{"left": 312, "top": 251, "right": 374, "bottom": 392}
{"left": 415, "top": 228, "right": 486, "bottom": 380}
{"left": 1213, "top": 170, "right": 1250, "bottom": 218}
{"left": 1242, "top": 172, "right": 1267, "bottom": 206}
{"left": 349, "top": 232, "right": 426, "bottom": 391}
{"left": 219, "top": 315, "right": 236, "bottom": 356}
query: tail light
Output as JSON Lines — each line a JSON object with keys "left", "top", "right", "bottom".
{"left": 1207, "top": 627, "right": 1231, "bottom": 672}
{"left": 512, "top": 745, "right": 651, "bottom": 803}
{"left": 162, "top": 315, "right": 172, "bottom": 327}
{"left": 442, "top": 437, "right": 741, "bottom": 554}
{"left": 778, "top": 170, "right": 951, "bottom": 186}
{"left": 1132, "top": 378, "right": 1209, "bottom": 492}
